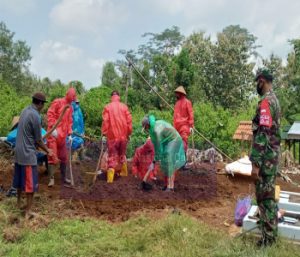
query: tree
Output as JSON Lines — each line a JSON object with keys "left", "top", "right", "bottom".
{"left": 0, "top": 80, "right": 30, "bottom": 134}
{"left": 117, "top": 27, "right": 185, "bottom": 110}
{"left": 138, "top": 26, "right": 184, "bottom": 60}
{"left": 263, "top": 54, "right": 287, "bottom": 90}
{"left": 0, "top": 22, "right": 31, "bottom": 93}
{"left": 101, "top": 62, "right": 120, "bottom": 87}
{"left": 127, "top": 60, "right": 158, "bottom": 110}
{"left": 80, "top": 86, "right": 112, "bottom": 136}
{"left": 207, "top": 25, "right": 258, "bottom": 109}
{"left": 286, "top": 39, "right": 300, "bottom": 94}
{"left": 136, "top": 27, "right": 185, "bottom": 107}
{"left": 280, "top": 39, "right": 300, "bottom": 122}
{"left": 174, "top": 48, "right": 195, "bottom": 92}
{"left": 182, "top": 32, "right": 214, "bottom": 103}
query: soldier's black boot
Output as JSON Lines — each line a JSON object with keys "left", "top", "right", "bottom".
{"left": 256, "top": 238, "right": 266, "bottom": 247}
{"left": 256, "top": 236, "right": 276, "bottom": 248}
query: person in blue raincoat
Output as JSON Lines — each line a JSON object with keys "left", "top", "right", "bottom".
{"left": 67, "top": 100, "right": 85, "bottom": 159}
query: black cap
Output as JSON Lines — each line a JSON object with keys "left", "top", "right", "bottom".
{"left": 111, "top": 90, "right": 120, "bottom": 96}
{"left": 32, "top": 92, "right": 47, "bottom": 102}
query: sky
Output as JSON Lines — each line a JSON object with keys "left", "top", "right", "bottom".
{"left": 1, "top": 0, "right": 300, "bottom": 89}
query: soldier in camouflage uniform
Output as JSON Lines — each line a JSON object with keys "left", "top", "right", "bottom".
{"left": 250, "top": 69, "right": 281, "bottom": 247}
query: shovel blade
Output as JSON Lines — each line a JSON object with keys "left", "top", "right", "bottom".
{"left": 141, "top": 181, "right": 153, "bottom": 191}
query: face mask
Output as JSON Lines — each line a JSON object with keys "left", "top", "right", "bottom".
{"left": 256, "top": 82, "right": 264, "bottom": 96}
{"left": 176, "top": 93, "right": 182, "bottom": 100}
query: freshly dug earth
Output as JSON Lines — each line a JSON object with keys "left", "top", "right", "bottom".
{"left": 1, "top": 159, "right": 300, "bottom": 232}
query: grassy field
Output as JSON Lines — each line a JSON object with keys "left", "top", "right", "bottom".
{"left": 0, "top": 199, "right": 300, "bottom": 257}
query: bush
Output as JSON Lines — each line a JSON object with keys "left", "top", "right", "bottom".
{"left": 0, "top": 80, "right": 257, "bottom": 159}
{"left": 0, "top": 81, "right": 31, "bottom": 135}
{"left": 80, "top": 86, "right": 112, "bottom": 137}
{"left": 193, "top": 101, "right": 255, "bottom": 158}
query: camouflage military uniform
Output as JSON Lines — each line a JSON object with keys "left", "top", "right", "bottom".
{"left": 250, "top": 90, "right": 281, "bottom": 243}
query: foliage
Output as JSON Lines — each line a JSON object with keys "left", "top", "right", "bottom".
{"left": 126, "top": 102, "right": 254, "bottom": 158}
{"left": 281, "top": 39, "right": 300, "bottom": 123}
{"left": 117, "top": 27, "right": 185, "bottom": 110}
{"left": 117, "top": 25, "right": 259, "bottom": 110}
{"left": 173, "top": 48, "right": 195, "bottom": 91}
{"left": 0, "top": 81, "right": 31, "bottom": 135}
{"left": 79, "top": 86, "right": 112, "bottom": 137}
{"left": 126, "top": 105, "right": 147, "bottom": 157}
{"left": 0, "top": 22, "right": 31, "bottom": 93}
{"left": 138, "top": 26, "right": 184, "bottom": 59}
{"left": 1, "top": 22, "right": 300, "bottom": 159}
{"left": 263, "top": 54, "right": 287, "bottom": 90}
{"left": 193, "top": 102, "right": 255, "bottom": 156}
{"left": 101, "top": 62, "right": 121, "bottom": 87}
{"left": 205, "top": 25, "right": 258, "bottom": 109}
{"left": 182, "top": 32, "right": 214, "bottom": 103}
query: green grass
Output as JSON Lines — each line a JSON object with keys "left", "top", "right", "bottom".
{"left": 0, "top": 199, "right": 300, "bottom": 257}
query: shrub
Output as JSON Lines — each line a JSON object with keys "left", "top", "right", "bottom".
{"left": 80, "top": 86, "right": 112, "bottom": 137}
{"left": 0, "top": 81, "right": 31, "bottom": 135}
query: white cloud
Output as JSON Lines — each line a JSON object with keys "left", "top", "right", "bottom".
{"left": 148, "top": 0, "right": 228, "bottom": 18}
{"left": 49, "top": 0, "right": 128, "bottom": 35}
{"left": 0, "top": 0, "right": 37, "bottom": 15}
{"left": 88, "top": 58, "right": 105, "bottom": 70}
{"left": 147, "top": 0, "right": 300, "bottom": 59}
{"left": 16, "top": 0, "right": 300, "bottom": 89}
{"left": 31, "top": 40, "right": 105, "bottom": 88}
{"left": 150, "top": 0, "right": 185, "bottom": 15}
{"left": 39, "top": 40, "right": 83, "bottom": 62}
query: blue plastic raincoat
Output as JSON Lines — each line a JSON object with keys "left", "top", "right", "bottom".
{"left": 68, "top": 102, "right": 85, "bottom": 150}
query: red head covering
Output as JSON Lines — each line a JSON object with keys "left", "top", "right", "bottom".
{"left": 65, "top": 87, "right": 77, "bottom": 104}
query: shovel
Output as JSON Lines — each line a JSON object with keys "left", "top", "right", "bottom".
{"left": 88, "top": 134, "right": 105, "bottom": 189}
{"left": 141, "top": 165, "right": 154, "bottom": 191}
{"left": 68, "top": 137, "right": 75, "bottom": 187}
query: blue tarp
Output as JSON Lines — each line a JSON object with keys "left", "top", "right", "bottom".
{"left": 7, "top": 128, "right": 47, "bottom": 147}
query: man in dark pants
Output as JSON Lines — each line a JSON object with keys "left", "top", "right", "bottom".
{"left": 250, "top": 69, "right": 281, "bottom": 247}
{"left": 13, "top": 92, "right": 52, "bottom": 219}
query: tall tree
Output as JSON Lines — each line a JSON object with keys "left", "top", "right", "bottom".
{"left": 281, "top": 39, "right": 300, "bottom": 122}
{"left": 101, "top": 62, "right": 120, "bottom": 87}
{"left": 182, "top": 32, "right": 214, "bottom": 103}
{"left": 138, "top": 26, "right": 184, "bottom": 60}
{"left": 0, "top": 22, "right": 31, "bottom": 93}
{"left": 208, "top": 25, "right": 258, "bottom": 109}
{"left": 263, "top": 54, "right": 286, "bottom": 89}
{"left": 286, "top": 39, "right": 300, "bottom": 94}
{"left": 174, "top": 48, "right": 195, "bottom": 92}
{"left": 117, "top": 27, "right": 185, "bottom": 110}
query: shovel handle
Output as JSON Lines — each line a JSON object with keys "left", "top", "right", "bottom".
{"left": 93, "top": 134, "right": 104, "bottom": 184}
{"left": 69, "top": 138, "right": 74, "bottom": 186}
{"left": 143, "top": 166, "right": 153, "bottom": 182}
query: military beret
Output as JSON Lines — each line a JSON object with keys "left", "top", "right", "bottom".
{"left": 255, "top": 68, "right": 273, "bottom": 82}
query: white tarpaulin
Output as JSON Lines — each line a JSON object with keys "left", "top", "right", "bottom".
{"left": 225, "top": 156, "right": 252, "bottom": 176}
